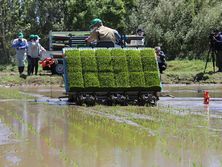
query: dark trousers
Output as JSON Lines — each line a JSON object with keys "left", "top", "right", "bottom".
{"left": 216, "top": 50, "right": 222, "bottom": 71}
{"left": 31, "top": 57, "right": 39, "bottom": 75}
{"left": 158, "top": 62, "right": 167, "bottom": 74}
{"left": 27, "top": 55, "right": 32, "bottom": 75}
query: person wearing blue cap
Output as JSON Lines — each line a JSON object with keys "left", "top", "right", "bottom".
{"left": 85, "top": 18, "right": 121, "bottom": 46}
{"left": 12, "top": 32, "right": 28, "bottom": 77}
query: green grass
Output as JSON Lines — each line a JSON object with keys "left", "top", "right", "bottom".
{"left": 161, "top": 60, "right": 222, "bottom": 84}
{"left": 0, "top": 87, "right": 33, "bottom": 99}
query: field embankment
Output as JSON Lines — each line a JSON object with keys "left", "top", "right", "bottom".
{"left": 0, "top": 60, "right": 221, "bottom": 86}
{"left": 161, "top": 60, "right": 222, "bottom": 84}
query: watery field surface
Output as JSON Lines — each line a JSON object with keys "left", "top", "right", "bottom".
{"left": 0, "top": 85, "right": 222, "bottom": 167}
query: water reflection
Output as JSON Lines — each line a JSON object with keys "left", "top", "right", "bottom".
{"left": 0, "top": 85, "right": 222, "bottom": 167}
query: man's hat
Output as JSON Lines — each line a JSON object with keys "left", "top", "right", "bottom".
{"left": 18, "top": 32, "right": 24, "bottom": 38}
{"left": 34, "top": 34, "right": 41, "bottom": 40}
{"left": 90, "top": 18, "right": 102, "bottom": 28}
{"left": 29, "top": 34, "right": 35, "bottom": 39}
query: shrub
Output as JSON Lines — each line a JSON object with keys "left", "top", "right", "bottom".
{"left": 98, "top": 72, "right": 115, "bottom": 88}
{"left": 126, "top": 49, "right": 143, "bottom": 72}
{"left": 80, "top": 50, "right": 98, "bottom": 72}
{"left": 129, "top": 72, "right": 145, "bottom": 87}
{"left": 83, "top": 72, "right": 100, "bottom": 88}
{"left": 96, "top": 49, "right": 113, "bottom": 72}
{"left": 141, "top": 49, "right": 158, "bottom": 72}
{"left": 111, "top": 49, "right": 128, "bottom": 72}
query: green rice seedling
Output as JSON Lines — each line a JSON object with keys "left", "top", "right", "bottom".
{"left": 66, "top": 50, "right": 82, "bottom": 72}
{"left": 80, "top": 50, "right": 98, "bottom": 72}
{"left": 114, "top": 72, "right": 130, "bottom": 88}
{"left": 126, "top": 50, "right": 143, "bottom": 72}
{"left": 129, "top": 72, "right": 145, "bottom": 87}
{"left": 111, "top": 49, "right": 128, "bottom": 72}
{"left": 83, "top": 72, "right": 100, "bottom": 88}
{"left": 98, "top": 72, "right": 115, "bottom": 88}
{"left": 68, "top": 72, "right": 84, "bottom": 88}
{"left": 144, "top": 71, "right": 161, "bottom": 88}
{"left": 96, "top": 49, "right": 113, "bottom": 72}
{"left": 140, "top": 48, "right": 158, "bottom": 72}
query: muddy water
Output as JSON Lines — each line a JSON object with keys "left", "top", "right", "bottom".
{"left": 0, "top": 85, "right": 222, "bottom": 167}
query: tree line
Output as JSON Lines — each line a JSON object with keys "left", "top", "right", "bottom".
{"left": 0, "top": 0, "right": 222, "bottom": 64}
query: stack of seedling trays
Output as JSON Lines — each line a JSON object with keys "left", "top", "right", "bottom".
{"left": 64, "top": 48, "right": 161, "bottom": 106}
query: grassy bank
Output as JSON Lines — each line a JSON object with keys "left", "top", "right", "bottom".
{"left": 0, "top": 64, "right": 63, "bottom": 86}
{"left": 0, "top": 59, "right": 222, "bottom": 86}
{"left": 161, "top": 60, "right": 222, "bottom": 84}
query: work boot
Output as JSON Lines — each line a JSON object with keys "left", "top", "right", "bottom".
{"left": 18, "top": 67, "right": 22, "bottom": 74}
{"left": 20, "top": 66, "right": 24, "bottom": 74}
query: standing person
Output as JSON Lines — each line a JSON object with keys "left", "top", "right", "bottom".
{"left": 27, "top": 34, "right": 35, "bottom": 75}
{"left": 12, "top": 32, "right": 28, "bottom": 77}
{"left": 28, "top": 34, "right": 45, "bottom": 75}
{"left": 155, "top": 46, "right": 167, "bottom": 74}
{"left": 85, "top": 18, "right": 120, "bottom": 47}
{"left": 35, "top": 35, "right": 46, "bottom": 57}
{"left": 213, "top": 30, "right": 222, "bottom": 72}
{"left": 34, "top": 35, "right": 46, "bottom": 75}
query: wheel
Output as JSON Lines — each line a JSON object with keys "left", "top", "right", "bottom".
{"left": 76, "top": 95, "right": 84, "bottom": 106}
{"left": 55, "top": 63, "right": 64, "bottom": 75}
{"left": 85, "top": 95, "right": 96, "bottom": 106}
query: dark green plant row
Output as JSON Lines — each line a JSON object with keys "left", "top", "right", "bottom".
{"left": 65, "top": 48, "right": 160, "bottom": 90}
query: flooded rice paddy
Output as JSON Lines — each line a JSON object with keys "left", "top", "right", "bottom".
{"left": 0, "top": 85, "right": 222, "bottom": 167}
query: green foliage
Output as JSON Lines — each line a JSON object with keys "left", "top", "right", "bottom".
{"left": 98, "top": 72, "right": 115, "bottom": 88}
{"left": 83, "top": 72, "right": 100, "bottom": 88}
{"left": 3, "top": 0, "right": 222, "bottom": 62}
{"left": 111, "top": 49, "right": 128, "bottom": 72}
{"left": 140, "top": 48, "right": 158, "bottom": 71}
{"left": 80, "top": 50, "right": 97, "bottom": 72}
{"left": 96, "top": 49, "right": 113, "bottom": 72}
{"left": 126, "top": 49, "right": 143, "bottom": 72}
{"left": 129, "top": 72, "right": 145, "bottom": 87}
